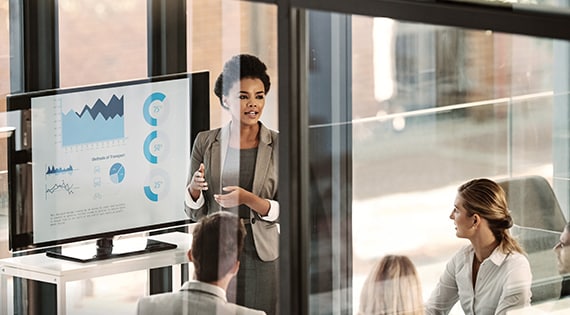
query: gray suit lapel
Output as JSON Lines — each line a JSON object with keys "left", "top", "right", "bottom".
{"left": 252, "top": 124, "right": 272, "bottom": 196}
{"left": 211, "top": 125, "right": 230, "bottom": 196}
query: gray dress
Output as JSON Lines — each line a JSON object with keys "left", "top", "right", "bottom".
{"left": 223, "top": 147, "right": 279, "bottom": 315}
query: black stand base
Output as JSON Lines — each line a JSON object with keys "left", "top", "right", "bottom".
{"left": 45, "top": 237, "right": 177, "bottom": 263}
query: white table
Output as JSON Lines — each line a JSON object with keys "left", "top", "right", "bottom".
{"left": 507, "top": 297, "right": 570, "bottom": 314}
{"left": 0, "top": 231, "right": 192, "bottom": 315}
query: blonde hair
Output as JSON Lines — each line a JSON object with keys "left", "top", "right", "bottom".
{"left": 458, "top": 178, "right": 525, "bottom": 254}
{"left": 359, "top": 255, "right": 424, "bottom": 315}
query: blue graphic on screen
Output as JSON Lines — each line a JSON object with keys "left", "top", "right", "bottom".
{"left": 46, "top": 165, "right": 74, "bottom": 175}
{"left": 109, "top": 163, "right": 125, "bottom": 184}
{"left": 143, "top": 92, "right": 166, "bottom": 126}
{"left": 143, "top": 131, "right": 158, "bottom": 164}
{"left": 144, "top": 186, "right": 158, "bottom": 202}
{"left": 61, "top": 95, "right": 125, "bottom": 146}
{"left": 144, "top": 169, "right": 169, "bottom": 202}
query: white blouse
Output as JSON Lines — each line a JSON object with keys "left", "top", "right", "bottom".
{"left": 425, "top": 245, "right": 532, "bottom": 315}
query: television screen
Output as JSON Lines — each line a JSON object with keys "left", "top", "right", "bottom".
{"left": 6, "top": 72, "right": 209, "bottom": 256}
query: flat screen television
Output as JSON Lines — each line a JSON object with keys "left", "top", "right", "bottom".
{"left": 6, "top": 71, "right": 209, "bottom": 262}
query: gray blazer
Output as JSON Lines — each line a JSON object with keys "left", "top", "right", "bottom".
{"left": 185, "top": 122, "right": 279, "bottom": 261}
{"left": 136, "top": 280, "right": 267, "bottom": 315}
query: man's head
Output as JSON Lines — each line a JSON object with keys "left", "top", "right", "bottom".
{"left": 189, "top": 211, "right": 246, "bottom": 283}
{"left": 554, "top": 222, "right": 570, "bottom": 275}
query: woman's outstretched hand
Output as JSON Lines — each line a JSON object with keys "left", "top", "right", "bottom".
{"left": 214, "top": 186, "right": 246, "bottom": 208}
{"left": 189, "top": 163, "right": 208, "bottom": 200}
{"left": 215, "top": 186, "right": 271, "bottom": 216}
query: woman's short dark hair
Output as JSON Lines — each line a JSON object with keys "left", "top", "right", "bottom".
{"left": 214, "top": 54, "right": 271, "bottom": 109}
{"left": 191, "top": 212, "right": 246, "bottom": 283}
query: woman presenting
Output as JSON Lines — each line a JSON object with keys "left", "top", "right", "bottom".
{"left": 425, "top": 178, "right": 532, "bottom": 315}
{"left": 185, "top": 54, "right": 278, "bottom": 315}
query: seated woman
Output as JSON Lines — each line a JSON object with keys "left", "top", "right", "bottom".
{"left": 359, "top": 255, "right": 424, "bottom": 315}
{"left": 425, "top": 178, "right": 532, "bottom": 315}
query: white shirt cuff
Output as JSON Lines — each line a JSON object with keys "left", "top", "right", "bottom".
{"left": 261, "top": 200, "right": 279, "bottom": 221}
{"left": 185, "top": 184, "right": 205, "bottom": 209}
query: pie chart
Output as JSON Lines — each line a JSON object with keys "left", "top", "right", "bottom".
{"left": 109, "top": 163, "right": 125, "bottom": 184}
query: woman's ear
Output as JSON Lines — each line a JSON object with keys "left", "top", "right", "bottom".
{"left": 473, "top": 214, "right": 480, "bottom": 226}
{"left": 187, "top": 249, "right": 193, "bottom": 262}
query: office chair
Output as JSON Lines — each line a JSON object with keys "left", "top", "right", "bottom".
{"left": 497, "top": 175, "right": 566, "bottom": 232}
{"left": 497, "top": 175, "right": 566, "bottom": 303}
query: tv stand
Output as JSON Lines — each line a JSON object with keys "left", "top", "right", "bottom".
{"left": 96, "top": 237, "right": 114, "bottom": 257}
{"left": 0, "top": 230, "right": 193, "bottom": 315}
{"left": 45, "top": 236, "right": 178, "bottom": 263}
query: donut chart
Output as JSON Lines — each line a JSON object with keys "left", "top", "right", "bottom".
{"left": 142, "top": 92, "right": 167, "bottom": 126}
{"left": 143, "top": 169, "right": 170, "bottom": 202}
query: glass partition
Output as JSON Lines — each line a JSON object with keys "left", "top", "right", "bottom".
{"left": 446, "top": 0, "right": 570, "bottom": 13}
{"left": 188, "top": 0, "right": 278, "bottom": 129}
{"left": 0, "top": 0, "right": 9, "bottom": 260}
{"left": 58, "top": 0, "right": 147, "bottom": 87}
{"left": 2, "top": 0, "right": 278, "bottom": 313}
{"left": 306, "top": 10, "right": 570, "bottom": 314}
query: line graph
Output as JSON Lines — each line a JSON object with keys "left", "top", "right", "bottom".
{"left": 45, "top": 180, "right": 76, "bottom": 199}
{"left": 61, "top": 95, "right": 125, "bottom": 146}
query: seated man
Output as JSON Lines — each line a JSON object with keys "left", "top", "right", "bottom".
{"left": 554, "top": 222, "right": 570, "bottom": 298}
{"left": 136, "top": 212, "right": 267, "bottom": 315}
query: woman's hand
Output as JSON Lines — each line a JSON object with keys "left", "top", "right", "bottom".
{"left": 189, "top": 163, "right": 207, "bottom": 200}
{"left": 214, "top": 186, "right": 271, "bottom": 216}
{"left": 214, "top": 186, "right": 246, "bottom": 208}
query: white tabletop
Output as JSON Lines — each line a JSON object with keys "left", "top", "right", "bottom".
{"left": 507, "top": 297, "right": 570, "bottom": 314}
{"left": 0, "top": 230, "right": 192, "bottom": 284}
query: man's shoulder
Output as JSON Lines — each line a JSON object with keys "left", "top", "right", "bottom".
{"left": 223, "top": 303, "right": 267, "bottom": 315}
{"left": 136, "top": 291, "right": 183, "bottom": 315}
{"left": 136, "top": 288, "right": 267, "bottom": 315}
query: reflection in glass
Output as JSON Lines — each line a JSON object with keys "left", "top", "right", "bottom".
{"left": 0, "top": 0, "right": 10, "bottom": 261}
{"left": 445, "top": 0, "right": 570, "bottom": 13}
{"left": 188, "top": 0, "right": 278, "bottom": 129}
{"left": 307, "top": 12, "right": 570, "bottom": 313}
{"left": 59, "top": 0, "right": 147, "bottom": 87}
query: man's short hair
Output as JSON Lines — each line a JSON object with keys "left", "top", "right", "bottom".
{"left": 191, "top": 211, "right": 246, "bottom": 282}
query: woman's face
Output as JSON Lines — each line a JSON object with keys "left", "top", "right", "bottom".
{"left": 223, "top": 77, "right": 266, "bottom": 127}
{"left": 554, "top": 228, "right": 570, "bottom": 274}
{"left": 449, "top": 194, "right": 476, "bottom": 239}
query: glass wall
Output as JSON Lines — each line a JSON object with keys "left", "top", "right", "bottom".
{"left": 58, "top": 0, "right": 147, "bottom": 87}
{"left": 0, "top": 0, "right": 9, "bottom": 260}
{"left": 4, "top": 0, "right": 570, "bottom": 313}
{"left": 188, "top": 0, "right": 278, "bottom": 130}
{"left": 1, "top": 0, "right": 277, "bottom": 313}
{"left": 305, "top": 10, "right": 570, "bottom": 314}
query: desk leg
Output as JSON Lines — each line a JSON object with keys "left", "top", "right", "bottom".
{"left": 57, "top": 280, "right": 66, "bottom": 315}
{"left": 0, "top": 272, "right": 7, "bottom": 315}
{"left": 173, "top": 263, "right": 181, "bottom": 291}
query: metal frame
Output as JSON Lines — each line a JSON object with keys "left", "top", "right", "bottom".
{"left": 9, "top": 0, "right": 570, "bottom": 313}
{"left": 288, "top": 0, "right": 570, "bottom": 41}
{"left": 9, "top": 0, "right": 60, "bottom": 313}
{"left": 276, "top": 4, "right": 309, "bottom": 315}
{"left": 267, "top": 0, "right": 570, "bottom": 314}
{"left": 146, "top": 0, "right": 189, "bottom": 295}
